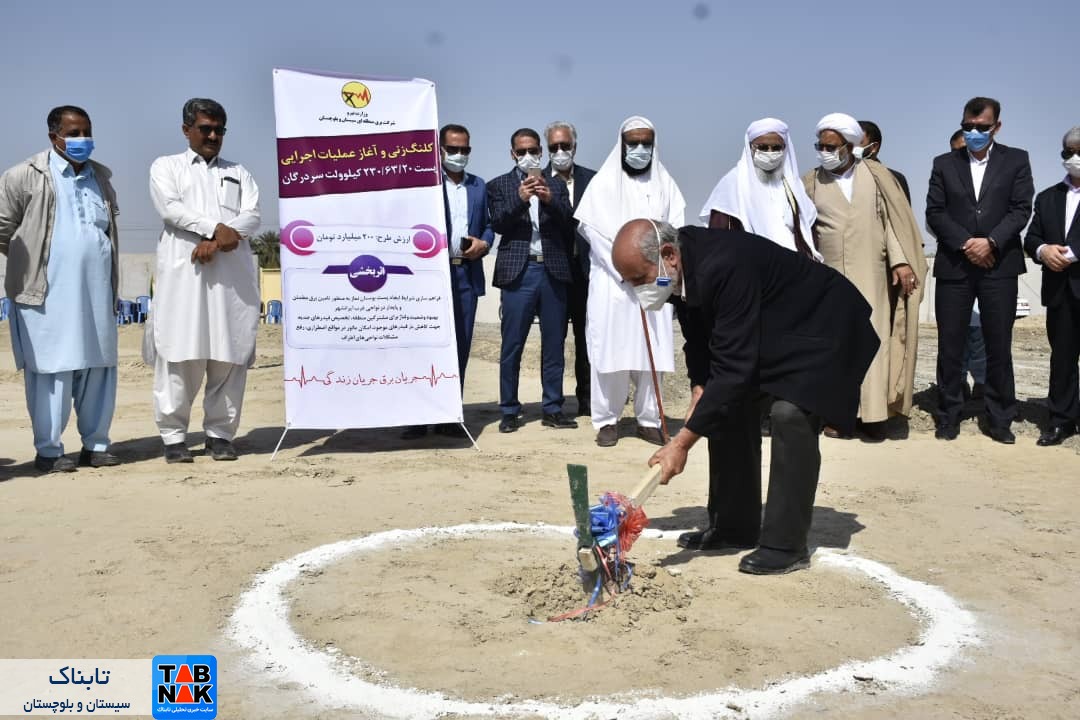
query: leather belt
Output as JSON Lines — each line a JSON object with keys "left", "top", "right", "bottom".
{"left": 450, "top": 258, "right": 464, "bottom": 265}
{"left": 529, "top": 254, "right": 544, "bottom": 263}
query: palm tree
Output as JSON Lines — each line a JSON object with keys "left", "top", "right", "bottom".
{"left": 251, "top": 230, "right": 281, "bottom": 269}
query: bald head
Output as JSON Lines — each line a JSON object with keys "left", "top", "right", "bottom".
{"left": 613, "top": 218, "right": 682, "bottom": 289}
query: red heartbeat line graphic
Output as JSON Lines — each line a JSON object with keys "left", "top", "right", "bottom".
{"left": 284, "top": 364, "right": 458, "bottom": 389}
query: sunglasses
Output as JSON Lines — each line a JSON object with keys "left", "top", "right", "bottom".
{"left": 960, "top": 122, "right": 995, "bottom": 133}
{"left": 752, "top": 144, "right": 785, "bottom": 153}
{"left": 513, "top": 147, "right": 541, "bottom": 157}
{"left": 814, "top": 142, "right": 844, "bottom": 152}
{"left": 191, "top": 124, "right": 226, "bottom": 137}
{"left": 443, "top": 145, "right": 471, "bottom": 155}
{"left": 548, "top": 142, "right": 574, "bottom": 152}
{"left": 1060, "top": 148, "right": 1080, "bottom": 160}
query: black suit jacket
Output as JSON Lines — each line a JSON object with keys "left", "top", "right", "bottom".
{"left": 544, "top": 162, "right": 596, "bottom": 276}
{"left": 889, "top": 167, "right": 911, "bottom": 204}
{"left": 1023, "top": 182, "right": 1080, "bottom": 307}
{"left": 487, "top": 167, "right": 574, "bottom": 287}
{"left": 675, "top": 227, "right": 879, "bottom": 436}
{"left": 926, "top": 143, "right": 1034, "bottom": 280}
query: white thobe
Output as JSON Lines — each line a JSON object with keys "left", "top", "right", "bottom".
{"left": 148, "top": 148, "right": 261, "bottom": 365}
{"left": 580, "top": 177, "right": 682, "bottom": 429}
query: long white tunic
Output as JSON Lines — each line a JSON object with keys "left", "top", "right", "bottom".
{"left": 149, "top": 149, "right": 261, "bottom": 365}
{"left": 580, "top": 176, "right": 683, "bottom": 374}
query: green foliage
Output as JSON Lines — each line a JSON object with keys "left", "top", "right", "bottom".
{"left": 251, "top": 230, "right": 281, "bottom": 269}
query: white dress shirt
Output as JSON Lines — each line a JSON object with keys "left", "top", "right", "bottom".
{"left": 969, "top": 144, "right": 992, "bottom": 202}
{"left": 148, "top": 148, "right": 261, "bottom": 364}
{"left": 444, "top": 172, "right": 469, "bottom": 259}
{"left": 552, "top": 168, "right": 575, "bottom": 207}
{"left": 528, "top": 195, "right": 542, "bottom": 256}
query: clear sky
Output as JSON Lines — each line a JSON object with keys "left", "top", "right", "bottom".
{"left": 1, "top": 0, "right": 1075, "bottom": 253}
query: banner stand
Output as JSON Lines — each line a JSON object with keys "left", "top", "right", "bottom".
{"left": 269, "top": 423, "right": 479, "bottom": 462}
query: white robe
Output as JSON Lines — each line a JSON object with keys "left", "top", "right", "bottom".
{"left": 580, "top": 175, "right": 683, "bottom": 373}
{"left": 148, "top": 149, "right": 261, "bottom": 365}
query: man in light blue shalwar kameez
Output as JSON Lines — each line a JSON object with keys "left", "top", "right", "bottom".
{"left": 0, "top": 105, "right": 122, "bottom": 473}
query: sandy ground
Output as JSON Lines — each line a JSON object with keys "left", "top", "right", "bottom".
{"left": 1, "top": 318, "right": 1078, "bottom": 719}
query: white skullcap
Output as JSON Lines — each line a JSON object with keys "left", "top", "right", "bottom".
{"left": 746, "top": 118, "right": 788, "bottom": 142}
{"left": 621, "top": 116, "right": 654, "bottom": 133}
{"left": 816, "top": 113, "right": 863, "bottom": 145}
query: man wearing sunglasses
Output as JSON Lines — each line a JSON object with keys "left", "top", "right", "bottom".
{"left": 543, "top": 120, "right": 596, "bottom": 419}
{"left": 0, "top": 105, "right": 122, "bottom": 473}
{"left": 927, "top": 96, "right": 1034, "bottom": 444}
{"left": 486, "top": 128, "right": 577, "bottom": 434}
{"left": 402, "top": 123, "right": 494, "bottom": 441}
{"left": 804, "top": 113, "right": 926, "bottom": 443}
{"left": 1023, "top": 126, "right": 1080, "bottom": 447}
{"left": 148, "top": 98, "right": 261, "bottom": 463}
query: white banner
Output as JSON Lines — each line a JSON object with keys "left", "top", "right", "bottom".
{"left": 272, "top": 69, "right": 461, "bottom": 429}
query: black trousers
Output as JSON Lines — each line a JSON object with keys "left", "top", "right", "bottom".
{"left": 935, "top": 276, "right": 1018, "bottom": 429}
{"left": 1047, "top": 291, "right": 1080, "bottom": 426}
{"left": 564, "top": 263, "right": 590, "bottom": 405}
{"left": 706, "top": 396, "right": 822, "bottom": 552}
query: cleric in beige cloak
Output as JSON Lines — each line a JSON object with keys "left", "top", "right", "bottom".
{"left": 803, "top": 113, "right": 926, "bottom": 439}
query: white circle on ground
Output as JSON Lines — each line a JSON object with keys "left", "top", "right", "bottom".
{"left": 227, "top": 523, "right": 979, "bottom": 720}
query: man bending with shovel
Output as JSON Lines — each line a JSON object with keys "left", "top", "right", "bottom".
{"left": 612, "top": 220, "right": 879, "bottom": 575}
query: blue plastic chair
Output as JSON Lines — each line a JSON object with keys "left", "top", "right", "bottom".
{"left": 266, "top": 299, "right": 283, "bottom": 324}
{"left": 116, "top": 300, "right": 134, "bottom": 325}
{"left": 0, "top": 297, "right": 10, "bottom": 322}
{"left": 135, "top": 295, "right": 151, "bottom": 323}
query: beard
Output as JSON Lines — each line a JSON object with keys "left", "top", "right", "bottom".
{"left": 754, "top": 165, "right": 783, "bottom": 184}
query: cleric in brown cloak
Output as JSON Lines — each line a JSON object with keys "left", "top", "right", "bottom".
{"left": 612, "top": 220, "right": 878, "bottom": 575}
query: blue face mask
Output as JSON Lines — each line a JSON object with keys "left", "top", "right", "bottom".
{"left": 963, "top": 129, "right": 991, "bottom": 153}
{"left": 58, "top": 137, "right": 95, "bottom": 163}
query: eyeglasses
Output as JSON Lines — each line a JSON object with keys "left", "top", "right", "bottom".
{"left": 752, "top": 144, "right": 785, "bottom": 152}
{"left": 1060, "top": 148, "right": 1080, "bottom": 160}
{"left": 443, "top": 145, "right": 471, "bottom": 155}
{"left": 513, "top": 147, "right": 541, "bottom": 157}
{"left": 814, "top": 142, "right": 844, "bottom": 152}
{"left": 192, "top": 124, "right": 227, "bottom": 137}
{"left": 548, "top": 142, "right": 574, "bottom": 152}
{"left": 960, "top": 122, "right": 995, "bottom": 133}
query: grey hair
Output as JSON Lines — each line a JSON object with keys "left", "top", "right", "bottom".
{"left": 545, "top": 120, "right": 577, "bottom": 145}
{"left": 1064, "top": 126, "right": 1080, "bottom": 148}
{"left": 183, "top": 98, "right": 227, "bottom": 126}
{"left": 639, "top": 220, "right": 680, "bottom": 264}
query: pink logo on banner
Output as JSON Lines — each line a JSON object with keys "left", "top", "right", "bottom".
{"left": 410, "top": 224, "right": 446, "bottom": 258}
{"left": 277, "top": 130, "right": 440, "bottom": 198}
{"left": 281, "top": 220, "right": 316, "bottom": 255}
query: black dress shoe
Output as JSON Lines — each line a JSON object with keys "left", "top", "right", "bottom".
{"left": 206, "top": 437, "right": 239, "bottom": 460}
{"left": 987, "top": 427, "right": 1015, "bottom": 445}
{"left": 163, "top": 442, "right": 194, "bottom": 464}
{"left": 498, "top": 415, "right": 522, "bottom": 433}
{"left": 1037, "top": 423, "right": 1077, "bottom": 447}
{"left": 34, "top": 454, "right": 76, "bottom": 473}
{"left": 78, "top": 449, "right": 121, "bottom": 467}
{"left": 677, "top": 528, "right": 758, "bottom": 551}
{"left": 595, "top": 424, "right": 618, "bottom": 447}
{"left": 738, "top": 546, "right": 811, "bottom": 575}
{"left": 935, "top": 424, "right": 959, "bottom": 441}
{"left": 542, "top": 412, "right": 578, "bottom": 429}
{"left": 400, "top": 425, "right": 428, "bottom": 440}
{"left": 858, "top": 421, "right": 887, "bottom": 443}
{"left": 434, "top": 423, "right": 468, "bottom": 438}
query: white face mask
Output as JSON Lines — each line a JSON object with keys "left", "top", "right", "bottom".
{"left": 752, "top": 149, "right": 785, "bottom": 173}
{"left": 551, "top": 149, "right": 574, "bottom": 171}
{"left": 1063, "top": 154, "right": 1080, "bottom": 179}
{"left": 624, "top": 144, "right": 653, "bottom": 170}
{"left": 442, "top": 153, "right": 468, "bottom": 173}
{"left": 515, "top": 151, "right": 541, "bottom": 172}
{"left": 633, "top": 221, "right": 675, "bottom": 311}
{"left": 818, "top": 148, "right": 847, "bottom": 171}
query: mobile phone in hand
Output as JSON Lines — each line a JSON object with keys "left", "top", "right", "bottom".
{"left": 527, "top": 167, "right": 542, "bottom": 179}
{"left": 460, "top": 236, "right": 473, "bottom": 251}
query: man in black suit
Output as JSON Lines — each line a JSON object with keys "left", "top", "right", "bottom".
{"left": 612, "top": 220, "right": 878, "bottom": 575}
{"left": 857, "top": 120, "right": 911, "bottom": 203}
{"left": 487, "top": 128, "right": 577, "bottom": 433}
{"left": 1024, "top": 125, "right": 1080, "bottom": 446}
{"left": 544, "top": 120, "right": 596, "bottom": 417}
{"left": 926, "top": 96, "right": 1034, "bottom": 443}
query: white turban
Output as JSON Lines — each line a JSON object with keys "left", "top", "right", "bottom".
{"left": 816, "top": 113, "right": 863, "bottom": 146}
